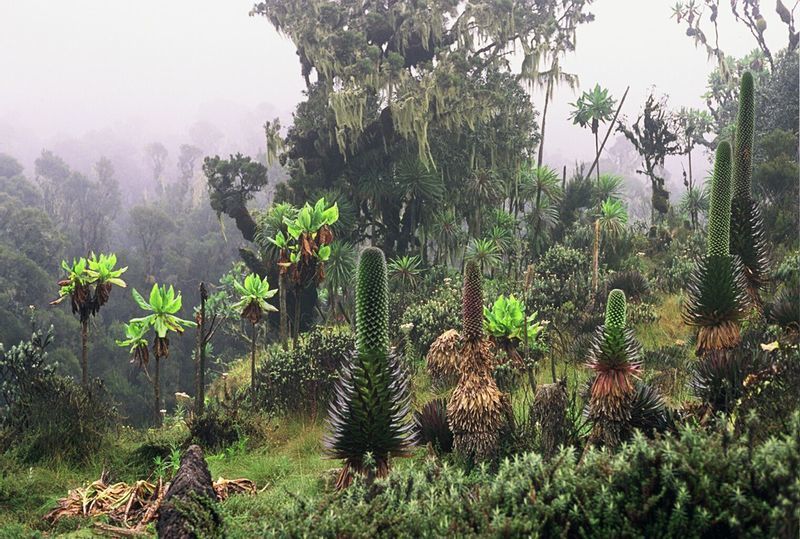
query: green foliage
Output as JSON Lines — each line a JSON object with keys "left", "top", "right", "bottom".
{"left": 706, "top": 142, "right": 733, "bottom": 257}
{"left": 86, "top": 252, "right": 127, "bottom": 289}
{"left": 399, "top": 277, "right": 461, "bottom": 357}
{"left": 231, "top": 273, "right": 278, "bottom": 324}
{"left": 325, "top": 247, "right": 414, "bottom": 487}
{"left": 387, "top": 255, "right": 422, "bottom": 289}
{"left": 605, "top": 289, "right": 627, "bottom": 329}
{"left": 465, "top": 238, "right": 501, "bottom": 272}
{"left": 258, "top": 415, "right": 800, "bottom": 537}
{"left": 0, "top": 328, "right": 116, "bottom": 463}
{"left": 131, "top": 284, "right": 196, "bottom": 340}
{"left": 254, "top": 326, "right": 355, "bottom": 415}
{"left": 483, "top": 294, "right": 543, "bottom": 343}
{"left": 284, "top": 198, "right": 339, "bottom": 241}
{"left": 570, "top": 84, "right": 616, "bottom": 133}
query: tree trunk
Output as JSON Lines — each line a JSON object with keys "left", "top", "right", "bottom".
{"left": 154, "top": 355, "right": 161, "bottom": 427}
{"left": 537, "top": 78, "right": 552, "bottom": 169}
{"left": 80, "top": 319, "right": 89, "bottom": 387}
{"left": 293, "top": 286, "right": 301, "bottom": 346}
{"left": 250, "top": 321, "right": 257, "bottom": 392}
{"left": 688, "top": 146, "right": 697, "bottom": 229}
{"left": 279, "top": 273, "right": 288, "bottom": 347}
{"left": 592, "top": 219, "right": 601, "bottom": 293}
{"left": 594, "top": 130, "right": 601, "bottom": 182}
{"left": 195, "top": 283, "right": 207, "bottom": 416}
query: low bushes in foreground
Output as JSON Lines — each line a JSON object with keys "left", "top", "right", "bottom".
{"left": 244, "top": 413, "right": 800, "bottom": 538}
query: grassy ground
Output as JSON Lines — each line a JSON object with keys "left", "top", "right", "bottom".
{"left": 0, "top": 292, "right": 693, "bottom": 536}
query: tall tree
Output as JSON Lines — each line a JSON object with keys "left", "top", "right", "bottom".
{"left": 675, "top": 108, "right": 714, "bottom": 229}
{"left": 251, "top": 0, "right": 591, "bottom": 253}
{"left": 618, "top": 92, "right": 681, "bottom": 222}
{"left": 570, "top": 84, "right": 616, "bottom": 181}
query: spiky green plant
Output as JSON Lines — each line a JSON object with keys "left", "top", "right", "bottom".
{"left": 387, "top": 255, "right": 422, "bottom": 289}
{"left": 324, "top": 247, "right": 414, "bottom": 489}
{"left": 586, "top": 289, "right": 645, "bottom": 447}
{"left": 232, "top": 274, "right": 278, "bottom": 391}
{"left": 683, "top": 142, "right": 748, "bottom": 354}
{"left": 448, "top": 261, "right": 507, "bottom": 461}
{"left": 729, "top": 71, "right": 769, "bottom": 306}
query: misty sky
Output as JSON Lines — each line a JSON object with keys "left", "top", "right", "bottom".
{"left": 0, "top": 0, "right": 787, "bottom": 184}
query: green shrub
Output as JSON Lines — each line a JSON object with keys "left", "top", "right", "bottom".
{"left": 0, "top": 328, "right": 116, "bottom": 463}
{"left": 253, "top": 325, "right": 355, "bottom": 416}
{"left": 249, "top": 414, "right": 800, "bottom": 538}
{"left": 399, "top": 278, "right": 461, "bottom": 357}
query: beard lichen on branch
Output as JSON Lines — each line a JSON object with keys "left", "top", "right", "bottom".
{"left": 251, "top": 0, "right": 594, "bottom": 166}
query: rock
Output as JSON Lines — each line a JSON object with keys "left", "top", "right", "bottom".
{"left": 157, "top": 445, "right": 223, "bottom": 538}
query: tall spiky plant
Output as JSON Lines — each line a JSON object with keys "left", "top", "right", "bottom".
{"left": 729, "top": 71, "right": 769, "bottom": 307}
{"left": 324, "top": 247, "right": 415, "bottom": 489}
{"left": 586, "top": 289, "right": 643, "bottom": 447}
{"left": 683, "top": 142, "right": 748, "bottom": 355}
{"left": 447, "top": 261, "right": 507, "bottom": 461}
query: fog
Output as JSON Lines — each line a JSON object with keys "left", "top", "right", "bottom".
{"left": 0, "top": 0, "right": 787, "bottom": 192}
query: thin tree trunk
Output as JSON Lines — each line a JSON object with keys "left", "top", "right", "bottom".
{"left": 594, "top": 130, "right": 601, "bottom": 182}
{"left": 537, "top": 79, "right": 552, "bottom": 169}
{"left": 688, "top": 146, "right": 696, "bottom": 229}
{"left": 250, "top": 322, "right": 257, "bottom": 391}
{"left": 81, "top": 319, "right": 89, "bottom": 387}
{"left": 279, "top": 273, "right": 288, "bottom": 348}
{"left": 592, "top": 219, "right": 601, "bottom": 293}
{"left": 196, "top": 283, "right": 207, "bottom": 416}
{"left": 293, "top": 287, "right": 301, "bottom": 346}
{"left": 154, "top": 355, "right": 161, "bottom": 427}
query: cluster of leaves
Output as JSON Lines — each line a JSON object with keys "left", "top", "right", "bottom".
{"left": 259, "top": 414, "right": 800, "bottom": 537}
{"left": 130, "top": 285, "right": 195, "bottom": 351}
{"left": 483, "top": 294, "right": 544, "bottom": 344}
{"left": 269, "top": 198, "right": 339, "bottom": 283}
{"left": 51, "top": 252, "right": 128, "bottom": 320}
{"left": 231, "top": 274, "right": 277, "bottom": 324}
{"left": 252, "top": 326, "right": 355, "bottom": 415}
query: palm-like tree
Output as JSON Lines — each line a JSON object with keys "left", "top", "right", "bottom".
{"left": 465, "top": 168, "right": 502, "bottom": 238}
{"left": 232, "top": 274, "right": 278, "bottom": 391}
{"left": 593, "top": 174, "right": 624, "bottom": 205}
{"left": 679, "top": 183, "right": 710, "bottom": 229}
{"left": 465, "top": 238, "right": 501, "bottom": 274}
{"left": 570, "top": 84, "right": 616, "bottom": 182}
{"left": 324, "top": 240, "right": 357, "bottom": 322}
{"left": 433, "top": 209, "right": 462, "bottom": 267}
{"left": 593, "top": 198, "right": 628, "bottom": 292}
{"left": 535, "top": 55, "right": 579, "bottom": 168}
{"left": 130, "top": 284, "right": 196, "bottom": 425}
{"left": 52, "top": 253, "right": 127, "bottom": 387}
{"left": 387, "top": 255, "right": 423, "bottom": 289}
{"left": 520, "top": 164, "right": 562, "bottom": 255}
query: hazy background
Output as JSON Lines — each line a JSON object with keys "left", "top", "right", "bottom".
{"left": 0, "top": 0, "right": 787, "bottom": 190}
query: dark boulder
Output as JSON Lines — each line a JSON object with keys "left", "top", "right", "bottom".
{"left": 157, "top": 445, "right": 223, "bottom": 538}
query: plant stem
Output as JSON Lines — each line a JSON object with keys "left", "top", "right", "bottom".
{"left": 592, "top": 219, "right": 601, "bottom": 293}
{"left": 279, "top": 273, "right": 288, "bottom": 348}
{"left": 251, "top": 321, "right": 257, "bottom": 392}
{"left": 154, "top": 355, "right": 161, "bottom": 427}
{"left": 293, "top": 286, "right": 301, "bottom": 346}
{"left": 81, "top": 318, "right": 89, "bottom": 387}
